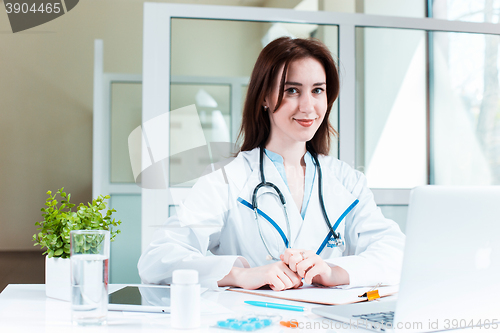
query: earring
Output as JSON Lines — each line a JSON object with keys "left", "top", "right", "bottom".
{"left": 263, "top": 106, "right": 268, "bottom": 111}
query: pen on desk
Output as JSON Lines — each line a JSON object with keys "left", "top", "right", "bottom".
{"left": 244, "top": 301, "right": 305, "bottom": 312}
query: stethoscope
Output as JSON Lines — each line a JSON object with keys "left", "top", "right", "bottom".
{"left": 252, "top": 145, "right": 346, "bottom": 261}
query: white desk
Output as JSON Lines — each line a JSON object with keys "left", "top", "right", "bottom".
{"left": 0, "top": 284, "right": 372, "bottom": 333}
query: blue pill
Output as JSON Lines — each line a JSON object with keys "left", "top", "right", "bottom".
{"left": 241, "top": 324, "right": 254, "bottom": 331}
{"left": 230, "top": 322, "right": 242, "bottom": 330}
{"left": 227, "top": 318, "right": 237, "bottom": 322}
{"left": 254, "top": 322, "right": 263, "bottom": 329}
{"left": 217, "top": 321, "right": 230, "bottom": 328}
{"left": 262, "top": 319, "right": 272, "bottom": 326}
{"left": 248, "top": 317, "right": 258, "bottom": 322}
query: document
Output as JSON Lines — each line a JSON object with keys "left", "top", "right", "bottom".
{"left": 228, "top": 284, "right": 399, "bottom": 305}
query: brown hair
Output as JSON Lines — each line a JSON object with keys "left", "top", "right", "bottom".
{"left": 237, "top": 37, "right": 339, "bottom": 155}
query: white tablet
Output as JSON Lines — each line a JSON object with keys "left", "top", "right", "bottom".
{"left": 108, "top": 285, "right": 170, "bottom": 313}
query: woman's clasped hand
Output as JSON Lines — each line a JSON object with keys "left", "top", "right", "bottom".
{"left": 280, "top": 249, "right": 350, "bottom": 289}
{"left": 222, "top": 249, "right": 350, "bottom": 291}
{"left": 225, "top": 261, "right": 303, "bottom": 291}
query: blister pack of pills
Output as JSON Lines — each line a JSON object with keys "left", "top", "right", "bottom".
{"left": 215, "top": 315, "right": 280, "bottom": 331}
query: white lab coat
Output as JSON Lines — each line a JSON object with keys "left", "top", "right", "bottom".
{"left": 138, "top": 148, "right": 405, "bottom": 289}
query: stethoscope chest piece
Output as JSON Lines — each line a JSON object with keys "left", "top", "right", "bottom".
{"left": 331, "top": 235, "right": 346, "bottom": 253}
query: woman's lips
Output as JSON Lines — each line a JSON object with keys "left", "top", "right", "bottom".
{"left": 295, "top": 119, "right": 314, "bottom": 127}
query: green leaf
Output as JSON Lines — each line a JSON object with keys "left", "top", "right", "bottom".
{"left": 54, "top": 248, "right": 63, "bottom": 256}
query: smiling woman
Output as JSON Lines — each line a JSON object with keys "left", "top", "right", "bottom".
{"left": 138, "top": 37, "right": 405, "bottom": 291}
{"left": 266, "top": 58, "right": 327, "bottom": 150}
{"left": 239, "top": 37, "right": 339, "bottom": 156}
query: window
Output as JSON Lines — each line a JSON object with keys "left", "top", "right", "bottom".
{"left": 430, "top": 1, "right": 500, "bottom": 185}
{"left": 356, "top": 27, "right": 427, "bottom": 189}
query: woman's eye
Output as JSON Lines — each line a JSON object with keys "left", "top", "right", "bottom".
{"left": 313, "top": 88, "right": 324, "bottom": 94}
{"left": 286, "top": 87, "right": 299, "bottom": 94}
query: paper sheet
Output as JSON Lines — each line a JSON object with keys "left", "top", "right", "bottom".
{"left": 228, "top": 285, "right": 399, "bottom": 305}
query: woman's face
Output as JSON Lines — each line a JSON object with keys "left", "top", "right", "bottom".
{"left": 265, "top": 57, "right": 327, "bottom": 147}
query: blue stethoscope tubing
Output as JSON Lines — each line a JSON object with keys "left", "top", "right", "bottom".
{"left": 252, "top": 145, "right": 345, "bottom": 260}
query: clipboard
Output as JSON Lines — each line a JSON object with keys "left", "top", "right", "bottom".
{"left": 227, "top": 284, "right": 399, "bottom": 306}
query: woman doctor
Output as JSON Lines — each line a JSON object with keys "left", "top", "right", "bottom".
{"left": 138, "top": 37, "right": 405, "bottom": 291}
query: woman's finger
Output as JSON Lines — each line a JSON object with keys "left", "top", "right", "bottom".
{"left": 276, "top": 270, "right": 295, "bottom": 290}
{"left": 269, "top": 274, "right": 286, "bottom": 291}
{"left": 281, "top": 249, "right": 305, "bottom": 272}
{"left": 296, "top": 257, "right": 316, "bottom": 278}
{"left": 282, "top": 249, "right": 301, "bottom": 265}
{"left": 281, "top": 249, "right": 292, "bottom": 264}
{"left": 304, "top": 263, "right": 324, "bottom": 285}
{"left": 303, "top": 250, "right": 315, "bottom": 259}
{"left": 293, "top": 280, "right": 304, "bottom": 289}
{"left": 282, "top": 264, "right": 303, "bottom": 287}
{"left": 287, "top": 252, "right": 305, "bottom": 272}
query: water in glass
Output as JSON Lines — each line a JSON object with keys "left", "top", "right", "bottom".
{"left": 71, "top": 254, "right": 108, "bottom": 325}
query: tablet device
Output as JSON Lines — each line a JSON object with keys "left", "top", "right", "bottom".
{"left": 108, "top": 285, "right": 170, "bottom": 313}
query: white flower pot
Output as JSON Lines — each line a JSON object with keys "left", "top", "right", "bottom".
{"left": 45, "top": 256, "right": 71, "bottom": 302}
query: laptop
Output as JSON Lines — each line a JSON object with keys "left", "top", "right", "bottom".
{"left": 312, "top": 186, "right": 500, "bottom": 332}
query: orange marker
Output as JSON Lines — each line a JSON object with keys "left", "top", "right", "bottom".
{"left": 280, "top": 320, "right": 298, "bottom": 328}
{"left": 359, "top": 289, "right": 381, "bottom": 301}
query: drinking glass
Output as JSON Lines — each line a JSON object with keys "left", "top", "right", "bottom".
{"left": 70, "top": 230, "right": 109, "bottom": 325}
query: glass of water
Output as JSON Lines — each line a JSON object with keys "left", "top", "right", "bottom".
{"left": 70, "top": 230, "right": 110, "bottom": 325}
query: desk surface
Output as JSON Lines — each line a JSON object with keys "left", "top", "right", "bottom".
{"left": 0, "top": 284, "right": 373, "bottom": 333}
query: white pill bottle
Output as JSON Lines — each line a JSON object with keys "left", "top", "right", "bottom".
{"left": 171, "top": 269, "right": 201, "bottom": 329}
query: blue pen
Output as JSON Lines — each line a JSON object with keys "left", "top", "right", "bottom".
{"left": 244, "top": 301, "right": 305, "bottom": 312}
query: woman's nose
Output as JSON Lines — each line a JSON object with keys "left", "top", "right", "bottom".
{"left": 298, "top": 93, "right": 314, "bottom": 113}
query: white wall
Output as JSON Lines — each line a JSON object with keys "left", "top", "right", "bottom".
{"left": 0, "top": 0, "right": 143, "bottom": 250}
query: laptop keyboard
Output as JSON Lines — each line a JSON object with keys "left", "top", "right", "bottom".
{"left": 353, "top": 311, "right": 395, "bottom": 325}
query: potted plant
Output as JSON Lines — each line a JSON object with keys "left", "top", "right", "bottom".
{"left": 33, "top": 188, "right": 121, "bottom": 301}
